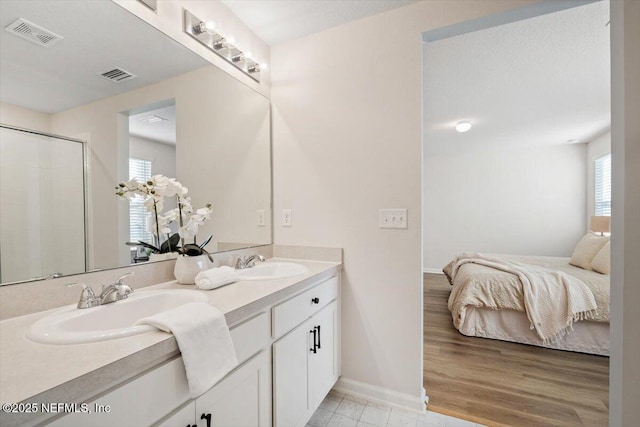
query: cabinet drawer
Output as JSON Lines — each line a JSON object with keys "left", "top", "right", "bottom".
{"left": 230, "top": 311, "right": 270, "bottom": 365}
{"left": 48, "top": 356, "right": 190, "bottom": 427}
{"left": 272, "top": 276, "right": 338, "bottom": 339}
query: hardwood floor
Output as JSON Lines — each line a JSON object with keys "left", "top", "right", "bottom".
{"left": 423, "top": 273, "right": 609, "bottom": 427}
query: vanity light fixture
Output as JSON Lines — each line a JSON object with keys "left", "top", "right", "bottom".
{"left": 455, "top": 121, "right": 472, "bottom": 133}
{"left": 192, "top": 20, "right": 216, "bottom": 35}
{"left": 183, "top": 9, "right": 265, "bottom": 82}
{"left": 212, "top": 38, "right": 227, "bottom": 50}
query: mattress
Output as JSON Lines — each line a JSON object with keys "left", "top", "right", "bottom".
{"left": 444, "top": 254, "right": 610, "bottom": 355}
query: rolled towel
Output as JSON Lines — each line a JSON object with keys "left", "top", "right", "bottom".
{"left": 195, "top": 266, "right": 239, "bottom": 290}
{"left": 135, "top": 302, "right": 238, "bottom": 397}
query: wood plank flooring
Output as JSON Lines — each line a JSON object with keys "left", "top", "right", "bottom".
{"left": 423, "top": 273, "right": 609, "bottom": 427}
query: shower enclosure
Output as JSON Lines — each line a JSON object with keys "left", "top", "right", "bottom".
{"left": 0, "top": 125, "right": 87, "bottom": 284}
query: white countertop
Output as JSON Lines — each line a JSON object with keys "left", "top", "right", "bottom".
{"left": 0, "top": 258, "right": 340, "bottom": 424}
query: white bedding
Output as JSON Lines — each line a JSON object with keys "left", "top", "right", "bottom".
{"left": 444, "top": 254, "right": 610, "bottom": 355}
{"left": 460, "top": 307, "right": 609, "bottom": 356}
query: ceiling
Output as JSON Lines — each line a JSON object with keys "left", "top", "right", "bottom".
{"left": 0, "top": 1, "right": 207, "bottom": 114}
{"left": 129, "top": 105, "right": 176, "bottom": 145}
{"left": 221, "top": 0, "right": 418, "bottom": 46}
{"left": 423, "top": 1, "right": 611, "bottom": 154}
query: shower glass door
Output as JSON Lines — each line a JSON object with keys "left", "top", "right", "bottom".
{"left": 0, "top": 126, "right": 86, "bottom": 284}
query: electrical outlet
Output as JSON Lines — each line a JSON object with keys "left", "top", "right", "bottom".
{"left": 379, "top": 209, "right": 408, "bottom": 229}
{"left": 256, "top": 209, "right": 265, "bottom": 226}
{"left": 282, "top": 209, "right": 292, "bottom": 227}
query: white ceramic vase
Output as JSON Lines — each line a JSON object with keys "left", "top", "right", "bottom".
{"left": 174, "top": 254, "right": 213, "bottom": 285}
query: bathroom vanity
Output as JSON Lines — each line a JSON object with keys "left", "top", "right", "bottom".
{"left": 0, "top": 259, "right": 341, "bottom": 427}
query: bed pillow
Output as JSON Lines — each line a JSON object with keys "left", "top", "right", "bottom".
{"left": 591, "top": 241, "right": 611, "bottom": 275}
{"left": 569, "top": 232, "right": 610, "bottom": 270}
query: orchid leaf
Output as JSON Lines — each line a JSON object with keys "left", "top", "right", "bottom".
{"left": 199, "top": 235, "right": 213, "bottom": 249}
{"left": 182, "top": 243, "right": 204, "bottom": 257}
{"left": 125, "top": 241, "right": 160, "bottom": 253}
{"left": 159, "top": 233, "right": 181, "bottom": 253}
{"left": 202, "top": 247, "right": 214, "bottom": 263}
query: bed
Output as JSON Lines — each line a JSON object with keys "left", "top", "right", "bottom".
{"left": 443, "top": 253, "right": 610, "bottom": 356}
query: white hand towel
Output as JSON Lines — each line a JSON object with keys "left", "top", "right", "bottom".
{"left": 134, "top": 302, "right": 238, "bottom": 398}
{"left": 195, "top": 266, "right": 239, "bottom": 290}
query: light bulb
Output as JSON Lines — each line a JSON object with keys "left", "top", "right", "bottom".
{"left": 245, "top": 51, "right": 254, "bottom": 60}
{"left": 455, "top": 121, "right": 472, "bottom": 133}
{"left": 205, "top": 21, "right": 216, "bottom": 31}
{"left": 226, "top": 36, "right": 236, "bottom": 45}
{"left": 260, "top": 62, "right": 268, "bottom": 71}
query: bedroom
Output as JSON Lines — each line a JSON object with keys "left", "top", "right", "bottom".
{"left": 422, "top": 2, "right": 611, "bottom": 425}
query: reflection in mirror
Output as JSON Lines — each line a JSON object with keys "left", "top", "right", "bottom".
{"left": 128, "top": 103, "right": 177, "bottom": 263}
{"left": 0, "top": 0, "right": 272, "bottom": 285}
{"left": 0, "top": 126, "right": 86, "bottom": 283}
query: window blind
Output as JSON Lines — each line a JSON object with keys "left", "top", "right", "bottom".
{"left": 594, "top": 153, "right": 611, "bottom": 216}
{"left": 129, "top": 158, "right": 152, "bottom": 243}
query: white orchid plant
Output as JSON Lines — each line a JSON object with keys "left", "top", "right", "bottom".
{"left": 116, "top": 175, "right": 213, "bottom": 260}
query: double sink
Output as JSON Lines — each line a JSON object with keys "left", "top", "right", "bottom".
{"left": 26, "top": 262, "right": 308, "bottom": 345}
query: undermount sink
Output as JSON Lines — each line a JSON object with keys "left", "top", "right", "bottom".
{"left": 237, "top": 262, "right": 309, "bottom": 280}
{"left": 26, "top": 290, "right": 207, "bottom": 345}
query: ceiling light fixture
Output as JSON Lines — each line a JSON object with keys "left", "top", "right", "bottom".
{"left": 139, "top": 115, "right": 168, "bottom": 124}
{"left": 455, "top": 121, "right": 472, "bottom": 133}
{"left": 184, "top": 9, "right": 266, "bottom": 82}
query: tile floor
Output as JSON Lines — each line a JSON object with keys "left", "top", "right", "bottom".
{"left": 307, "top": 391, "right": 485, "bottom": 427}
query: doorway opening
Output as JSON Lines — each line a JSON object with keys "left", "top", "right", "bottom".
{"left": 421, "top": 2, "right": 611, "bottom": 425}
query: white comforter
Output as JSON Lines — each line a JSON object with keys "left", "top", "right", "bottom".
{"left": 444, "top": 254, "right": 609, "bottom": 343}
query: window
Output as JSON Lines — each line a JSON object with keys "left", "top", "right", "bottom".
{"left": 129, "top": 158, "right": 152, "bottom": 243}
{"left": 594, "top": 154, "right": 611, "bottom": 216}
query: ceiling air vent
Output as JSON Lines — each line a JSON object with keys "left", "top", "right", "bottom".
{"left": 4, "top": 18, "right": 63, "bottom": 47}
{"left": 100, "top": 68, "right": 137, "bottom": 83}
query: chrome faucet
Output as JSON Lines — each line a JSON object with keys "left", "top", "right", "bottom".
{"left": 68, "top": 272, "right": 134, "bottom": 309}
{"left": 234, "top": 254, "right": 265, "bottom": 269}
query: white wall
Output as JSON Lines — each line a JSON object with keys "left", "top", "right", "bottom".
{"left": 586, "top": 131, "right": 611, "bottom": 220}
{"left": 271, "top": 0, "right": 536, "bottom": 409}
{"left": 0, "top": 102, "right": 51, "bottom": 133}
{"left": 129, "top": 135, "right": 176, "bottom": 178}
{"left": 423, "top": 143, "right": 587, "bottom": 271}
{"left": 610, "top": 1, "right": 640, "bottom": 425}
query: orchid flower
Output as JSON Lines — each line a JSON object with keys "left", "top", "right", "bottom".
{"left": 116, "top": 175, "right": 212, "bottom": 256}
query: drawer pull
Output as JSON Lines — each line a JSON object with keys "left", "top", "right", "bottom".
{"left": 310, "top": 328, "right": 317, "bottom": 353}
{"left": 311, "top": 297, "right": 320, "bottom": 304}
{"left": 201, "top": 412, "right": 212, "bottom": 427}
{"left": 317, "top": 325, "right": 321, "bottom": 349}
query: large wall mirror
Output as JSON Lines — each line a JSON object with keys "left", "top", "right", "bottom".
{"left": 0, "top": 0, "right": 272, "bottom": 285}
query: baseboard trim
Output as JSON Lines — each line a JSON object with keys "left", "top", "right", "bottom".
{"left": 333, "top": 377, "right": 426, "bottom": 414}
{"left": 423, "top": 268, "right": 444, "bottom": 274}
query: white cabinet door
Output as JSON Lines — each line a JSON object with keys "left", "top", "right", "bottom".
{"left": 195, "top": 350, "right": 271, "bottom": 427}
{"left": 309, "top": 301, "right": 339, "bottom": 409}
{"left": 273, "top": 319, "right": 313, "bottom": 427}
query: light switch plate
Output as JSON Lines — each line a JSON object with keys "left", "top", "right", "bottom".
{"left": 257, "top": 209, "right": 265, "bottom": 227}
{"left": 282, "top": 209, "right": 292, "bottom": 227}
{"left": 379, "top": 209, "right": 408, "bottom": 229}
